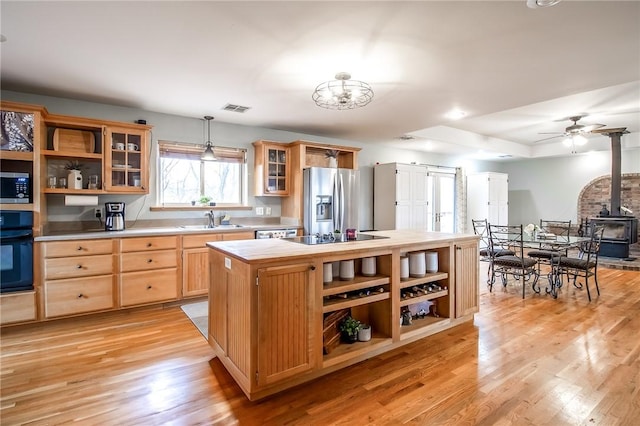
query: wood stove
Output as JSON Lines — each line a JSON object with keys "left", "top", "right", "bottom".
{"left": 590, "top": 216, "right": 638, "bottom": 259}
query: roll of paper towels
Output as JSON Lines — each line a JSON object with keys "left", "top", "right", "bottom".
{"left": 64, "top": 195, "right": 99, "bottom": 206}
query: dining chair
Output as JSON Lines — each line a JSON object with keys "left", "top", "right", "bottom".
{"left": 556, "top": 225, "right": 605, "bottom": 301}
{"left": 472, "top": 219, "right": 514, "bottom": 285}
{"left": 489, "top": 224, "right": 539, "bottom": 298}
{"left": 528, "top": 220, "right": 571, "bottom": 285}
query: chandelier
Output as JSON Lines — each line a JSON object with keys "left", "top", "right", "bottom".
{"left": 201, "top": 115, "right": 216, "bottom": 161}
{"left": 312, "top": 72, "right": 374, "bottom": 110}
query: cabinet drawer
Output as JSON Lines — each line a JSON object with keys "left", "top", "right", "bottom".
{"left": 183, "top": 233, "right": 222, "bottom": 249}
{"left": 44, "top": 275, "right": 114, "bottom": 318}
{"left": 45, "top": 254, "right": 114, "bottom": 280}
{"left": 0, "top": 291, "right": 37, "bottom": 324}
{"left": 120, "top": 236, "right": 177, "bottom": 252}
{"left": 222, "top": 231, "right": 255, "bottom": 241}
{"left": 42, "top": 239, "right": 113, "bottom": 258}
{"left": 120, "top": 249, "right": 177, "bottom": 272}
{"left": 120, "top": 268, "right": 178, "bottom": 306}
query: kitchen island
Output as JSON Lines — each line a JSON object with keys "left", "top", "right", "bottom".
{"left": 206, "top": 229, "right": 479, "bottom": 400}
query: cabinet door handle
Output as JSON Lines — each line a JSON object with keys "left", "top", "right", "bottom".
{"left": 147, "top": 243, "right": 152, "bottom": 247}
{"left": 147, "top": 259, "right": 153, "bottom": 263}
{"left": 310, "top": 265, "right": 316, "bottom": 271}
{"left": 77, "top": 293, "right": 84, "bottom": 298}
{"left": 147, "top": 285, "right": 152, "bottom": 290}
{"left": 76, "top": 246, "right": 83, "bottom": 251}
{"left": 76, "top": 264, "right": 83, "bottom": 269}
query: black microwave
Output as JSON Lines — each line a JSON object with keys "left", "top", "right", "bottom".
{"left": 0, "top": 172, "right": 30, "bottom": 204}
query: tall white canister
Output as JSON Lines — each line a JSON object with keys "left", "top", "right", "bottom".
{"left": 361, "top": 257, "right": 376, "bottom": 276}
{"left": 409, "top": 251, "right": 426, "bottom": 277}
{"left": 425, "top": 251, "right": 439, "bottom": 273}
{"left": 323, "top": 263, "right": 333, "bottom": 284}
{"left": 400, "top": 256, "right": 409, "bottom": 281}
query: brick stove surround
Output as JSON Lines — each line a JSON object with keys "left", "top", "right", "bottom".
{"left": 577, "top": 173, "right": 640, "bottom": 257}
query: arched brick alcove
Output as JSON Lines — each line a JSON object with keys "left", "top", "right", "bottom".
{"left": 577, "top": 173, "right": 640, "bottom": 240}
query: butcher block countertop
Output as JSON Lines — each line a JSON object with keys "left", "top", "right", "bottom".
{"left": 207, "top": 229, "right": 478, "bottom": 263}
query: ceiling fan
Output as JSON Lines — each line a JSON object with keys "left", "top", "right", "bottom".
{"left": 534, "top": 115, "right": 605, "bottom": 143}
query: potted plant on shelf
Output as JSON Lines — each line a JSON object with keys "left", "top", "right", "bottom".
{"left": 199, "top": 195, "right": 212, "bottom": 206}
{"left": 339, "top": 316, "right": 361, "bottom": 344}
{"left": 64, "top": 160, "right": 84, "bottom": 190}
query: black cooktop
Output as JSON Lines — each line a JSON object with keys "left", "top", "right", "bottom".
{"left": 283, "top": 233, "right": 388, "bottom": 245}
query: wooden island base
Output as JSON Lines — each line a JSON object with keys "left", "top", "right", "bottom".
{"left": 207, "top": 230, "right": 479, "bottom": 400}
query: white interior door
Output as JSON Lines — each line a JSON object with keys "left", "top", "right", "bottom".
{"left": 428, "top": 172, "right": 456, "bottom": 232}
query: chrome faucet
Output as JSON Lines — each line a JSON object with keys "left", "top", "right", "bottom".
{"left": 205, "top": 210, "right": 216, "bottom": 228}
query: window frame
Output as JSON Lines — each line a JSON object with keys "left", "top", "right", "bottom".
{"left": 156, "top": 140, "right": 248, "bottom": 209}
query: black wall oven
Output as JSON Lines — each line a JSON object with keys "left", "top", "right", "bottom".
{"left": 0, "top": 210, "right": 33, "bottom": 293}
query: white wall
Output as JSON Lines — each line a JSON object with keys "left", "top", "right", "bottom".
{"left": 3, "top": 90, "right": 499, "bottom": 230}
{"left": 499, "top": 149, "right": 640, "bottom": 226}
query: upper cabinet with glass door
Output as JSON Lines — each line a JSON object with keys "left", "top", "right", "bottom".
{"left": 253, "top": 140, "right": 290, "bottom": 196}
{"left": 104, "top": 126, "right": 150, "bottom": 193}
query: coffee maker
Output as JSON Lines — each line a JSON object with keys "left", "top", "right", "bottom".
{"left": 105, "top": 202, "right": 125, "bottom": 231}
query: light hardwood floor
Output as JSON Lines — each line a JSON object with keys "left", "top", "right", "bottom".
{"left": 2, "top": 265, "right": 639, "bottom": 425}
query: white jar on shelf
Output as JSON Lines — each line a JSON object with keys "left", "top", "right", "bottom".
{"left": 425, "top": 252, "right": 438, "bottom": 273}
{"left": 400, "top": 256, "right": 409, "bottom": 281}
{"left": 339, "top": 260, "right": 355, "bottom": 281}
{"left": 361, "top": 257, "right": 376, "bottom": 276}
{"left": 323, "top": 263, "right": 333, "bottom": 284}
{"left": 67, "top": 170, "right": 83, "bottom": 190}
{"left": 409, "top": 251, "right": 426, "bottom": 277}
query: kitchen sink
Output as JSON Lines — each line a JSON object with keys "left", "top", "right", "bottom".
{"left": 178, "top": 224, "right": 244, "bottom": 230}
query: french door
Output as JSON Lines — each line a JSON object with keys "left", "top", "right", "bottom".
{"left": 427, "top": 172, "right": 456, "bottom": 232}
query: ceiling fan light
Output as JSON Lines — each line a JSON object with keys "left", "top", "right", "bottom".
{"left": 562, "top": 137, "right": 573, "bottom": 147}
{"left": 573, "top": 134, "right": 587, "bottom": 146}
{"left": 526, "top": 0, "right": 561, "bottom": 8}
{"left": 313, "top": 72, "right": 373, "bottom": 110}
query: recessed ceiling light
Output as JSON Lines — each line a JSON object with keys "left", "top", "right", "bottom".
{"left": 445, "top": 109, "right": 467, "bottom": 120}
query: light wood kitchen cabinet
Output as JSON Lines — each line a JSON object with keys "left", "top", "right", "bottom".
{"left": 0, "top": 101, "right": 44, "bottom": 218}
{"left": 455, "top": 240, "right": 480, "bottom": 317}
{"left": 119, "top": 236, "right": 179, "bottom": 306}
{"left": 253, "top": 140, "right": 290, "bottom": 196}
{"left": 182, "top": 231, "right": 254, "bottom": 298}
{"left": 42, "top": 114, "right": 152, "bottom": 196}
{"left": 207, "top": 230, "right": 479, "bottom": 400}
{"left": 281, "top": 140, "right": 360, "bottom": 225}
{"left": 104, "top": 126, "right": 149, "bottom": 192}
{"left": 0, "top": 292, "right": 37, "bottom": 325}
{"left": 41, "top": 239, "right": 116, "bottom": 318}
{"left": 256, "top": 263, "right": 315, "bottom": 386}
{"left": 44, "top": 275, "right": 114, "bottom": 318}
{"left": 182, "top": 233, "right": 222, "bottom": 298}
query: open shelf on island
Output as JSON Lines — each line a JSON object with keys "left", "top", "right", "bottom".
{"left": 323, "top": 291, "right": 389, "bottom": 313}
{"left": 322, "top": 333, "right": 392, "bottom": 368}
{"left": 323, "top": 274, "right": 389, "bottom": 297}
{"left": 399, "top": 271, "right": 448, "bottom": 289}
{"left": 399, "top": 315, "right": 449, "bottom": 340}
{"left": 399, "top": 289, "right": 449, "bottom": 307}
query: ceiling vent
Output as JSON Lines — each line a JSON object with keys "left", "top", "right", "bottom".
{"left": 222, "top": 103, "right": 251, "bottom": 113}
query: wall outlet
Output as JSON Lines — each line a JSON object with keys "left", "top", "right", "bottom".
{"left": 265, "top": 207, "right": 272, "bottom": 216}
{"left": 94, "top": 208, "right": 102, "bottom": 218}
{"left": 256, "top": 207, "right": 264, "bottom": 216}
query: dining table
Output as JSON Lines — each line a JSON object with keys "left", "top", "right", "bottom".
{"left": 522, "top": 232, "right": 591, "bottom": 298}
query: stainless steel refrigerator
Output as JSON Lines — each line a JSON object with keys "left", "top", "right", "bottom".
{"left": 303, "top": 167, "right": 360, "bottom": 235}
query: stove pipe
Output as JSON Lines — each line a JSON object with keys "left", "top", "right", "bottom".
{"left": 605, "top": 130, "right": 627, "bottom": 217}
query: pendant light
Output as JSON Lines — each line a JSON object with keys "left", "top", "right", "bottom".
{"left": 201, "top": 115, "right": 216, "bottom": 161}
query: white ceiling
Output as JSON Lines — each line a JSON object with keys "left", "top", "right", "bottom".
{"left": 1, "top": 1, "right": 639, "bottom": 160}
